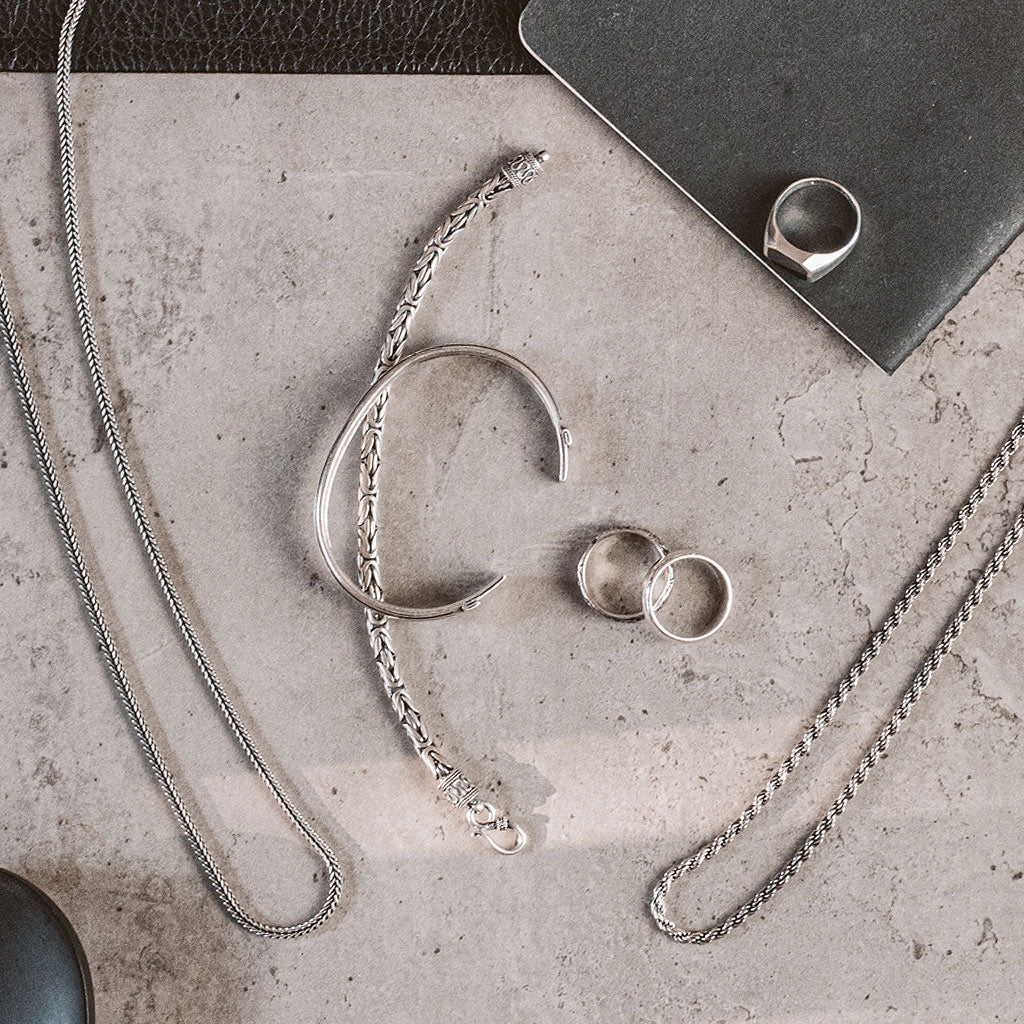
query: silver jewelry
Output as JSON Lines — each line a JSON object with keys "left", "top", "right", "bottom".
{"left": 351, "top": 152, "right": 554, "bottom": 854}
{"left": 502, "top": 150, "right": 549, "bottom": 186}
{"left": 642, "top": 552, "right": 733, "bottom": 643}
{"left": 763, "top": 177, "right": 861, "bottom": 282}
{"left": 577, "top": 527, "right": 673, "bottom": 621}
{"left": 0, "top": 0, "right": 342, "bottom": 935}
{"left": 578, "top": 527, "right": 731, "bottom": 641}
{"left": 651, "top": 418, "right": 1024, "bottom": 943}
{"left": 316, "top": 343, "right": 571, "bottom": 621}
{"left": 10, "top": 0, "right": 1022, "bottom": 943}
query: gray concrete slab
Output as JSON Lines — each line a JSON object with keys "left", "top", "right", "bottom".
{"left": 2, "top": 72, "right": 1023, "bottom": 1023}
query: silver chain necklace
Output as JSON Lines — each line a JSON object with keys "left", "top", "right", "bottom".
{"left": 651, "top": 417, "right": 1024, "bottom": 941}
{"left": 0, "top": 0, "right": 342, "bottom": 937}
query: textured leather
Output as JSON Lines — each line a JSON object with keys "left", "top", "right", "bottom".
{"left": 523, "top": 0, "right": 1024, "bottom": 372}
{"left": 1, "top": 0, "right": 538, "bottom": 73}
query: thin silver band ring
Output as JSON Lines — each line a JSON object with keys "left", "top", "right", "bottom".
{"left": 577, "top": 527, "right": 674, "bottom": 622}
{"left": 642, "top": 552, "right": 733, "bottom": 643}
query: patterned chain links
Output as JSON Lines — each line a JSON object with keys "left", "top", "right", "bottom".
{"left": 356, "top": 153, "right": 546, "bottom": 846}
{"left": 651, "top": 413, "right": 1024, "bottom": 942}
{"left": 0, "top": 0, "right": 342, "bottom": 936}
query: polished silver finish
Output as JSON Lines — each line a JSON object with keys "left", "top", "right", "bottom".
{"left": 763, "top": 177, "right": 862, "bottom": 282}
{"left": 650, "top": 414, "right": 1024, "bottom": 943}
{"left": 577, "top": 526, "right": 673, "bottom": 621}
{"left": 317, "top": 345, "right": 570, "bottom": 621}
{"left": 0, "top": 0, "right": 342, "bottom": 937}
{"left": 642, "top": 552, "right": 733, "bottom": 642}
{"left": 353, "top": 153, "right": 552, "bottom": 853}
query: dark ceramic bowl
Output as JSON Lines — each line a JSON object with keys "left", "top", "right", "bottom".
{"left": 0, "top": 869, "right": 94, "bottom": 1024}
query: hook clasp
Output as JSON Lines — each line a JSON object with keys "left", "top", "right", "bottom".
{"left": 467, "top": 802, "right": 527, "bottom": 856}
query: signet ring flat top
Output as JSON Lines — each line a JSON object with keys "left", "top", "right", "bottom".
{"left": 764, "top": 178, "right": 862, "bottom": 283}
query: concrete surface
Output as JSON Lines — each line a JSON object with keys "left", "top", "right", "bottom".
{"left": 2, "top": 73, "right": 1024, "bottom": 1023}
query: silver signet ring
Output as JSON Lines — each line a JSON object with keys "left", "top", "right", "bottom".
{"left": 763, "top": 178, "right": 861, "bottom": 283}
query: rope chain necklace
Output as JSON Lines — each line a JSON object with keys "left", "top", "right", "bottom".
{"left": 651, "top": 416, "right": 1024, "bottom": 941}
{"left": 0, "top": 0, "right": 342, "bottom": 937}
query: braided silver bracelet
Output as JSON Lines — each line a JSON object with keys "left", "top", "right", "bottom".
{"left": 353, "top": 151, "right": 549, "bottom": 854}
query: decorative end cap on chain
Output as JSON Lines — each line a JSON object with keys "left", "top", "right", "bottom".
{"left": 501, "top": 151, "right": 550, "bottom": 189}
{"left": 439, "top": 769, "right": 479, "bottom": 808}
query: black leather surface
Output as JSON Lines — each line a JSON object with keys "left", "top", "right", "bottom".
{"left": 0, "top": 869, "right": 94, "bottom": 1024}
{"left": 1, "top": 0, "right": 538, "bottom": 73}
{"left": 522, "top": 0, "right": 1024, "bottom": 372}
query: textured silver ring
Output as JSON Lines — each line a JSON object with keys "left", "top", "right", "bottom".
{"left": 642, "top": 552, "right": 733, "bottom": 643}
{"left": 577, "top": 527, "right": 674, "bottom": 622}
{"left": 763, "top": 177, "right": 861, "bottom": 283}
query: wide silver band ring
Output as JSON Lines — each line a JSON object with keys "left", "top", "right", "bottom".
{"left": 577, "top": 527, "right": 674, "bottom": 622}
{"left": 642, "top": 552, "right": 733, "bottom": 643}
{"left": 763, "top": 177, "right": 861, "bottom": 283}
